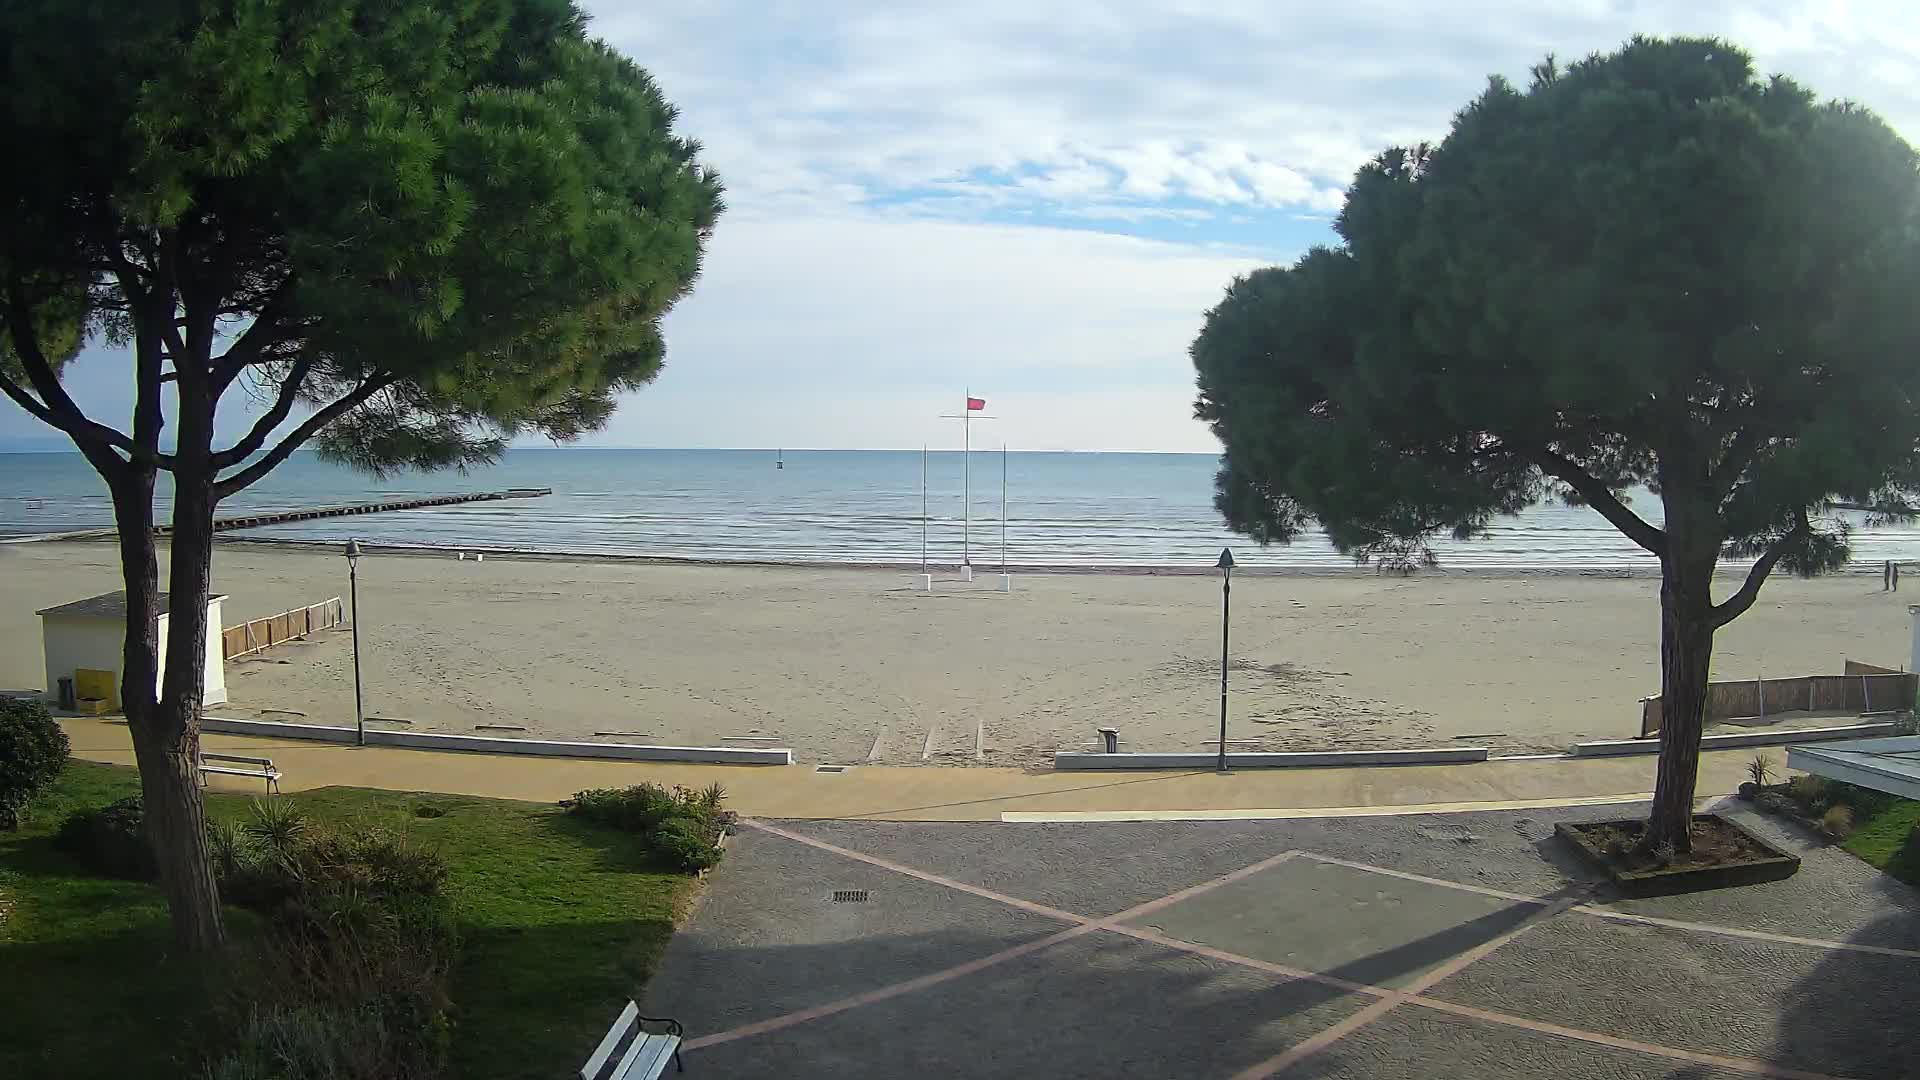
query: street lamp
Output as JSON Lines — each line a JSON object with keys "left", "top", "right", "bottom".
{"left": 1216, "top": 547, "right": 1234, "bottom": 773}
{"left": 344, "top": 538, "right": 365, "bottom": 747}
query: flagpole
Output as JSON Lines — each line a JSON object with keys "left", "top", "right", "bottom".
{"left": 921, "top": 444, "right": 928, "bottom": 574}
{"left": 1001, "top": 443, "right": 1008, "bottom": 572}
{"left": 962, "top": 390, "right": 971, "bottom": 569}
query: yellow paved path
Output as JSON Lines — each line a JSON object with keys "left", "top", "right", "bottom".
{"left": 62, "top": 718, "right": 1760, "bottom": 821}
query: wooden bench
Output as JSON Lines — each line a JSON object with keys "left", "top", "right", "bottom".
{"left": 581, "top": 1001, "right": 684, "bottom": 1079}
{"left": 197, "top": 752, "right": 281, "bottom": 795}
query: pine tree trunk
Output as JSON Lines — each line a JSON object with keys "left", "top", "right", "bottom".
{"left": 111, "top": 465, "right": 225, "bottom": 951}
{"left": 1647, "top": 534, "right": 1718, "bottom": 854}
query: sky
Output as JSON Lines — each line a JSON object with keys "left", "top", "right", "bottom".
{"left": 8, "top": 1, "right": 1920, "bottom": 453}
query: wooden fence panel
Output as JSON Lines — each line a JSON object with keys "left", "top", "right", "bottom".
{"left": 220, "top": 597, "right": 346, "bottom": 661}
{"left": 1640, "top": 667, "right": 1916, "bottom": 736}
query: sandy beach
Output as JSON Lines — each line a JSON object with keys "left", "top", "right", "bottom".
{"left": 1, "top": 539, "right": 1910, "bottom": 765}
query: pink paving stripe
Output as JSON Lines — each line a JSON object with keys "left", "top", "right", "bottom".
{"left": 1568, "top": 906, "right": 1920, "bottom": 961}
{"left": 686, "top": 824, "right": 1303, "bottom": 1052}
{"left": 742, "top": 820, "right": 1093, "bottom": 925}
{"left": 1299, "top": 850, "right": 1920, "bottom": 962}
{"left": 682, "top": 922, "right": 1098, "bottom": 1051}
{"left": 1406, "top": 996, "right": 1851, "bottom": 1080}
{"left": 1115, "top": 924, "right": 1850, "bottom": 1080}
{"left": 702, "top": 824, "right": 1858, "bottom": 1079}
{"left": 1225, "top": 894, "right": 1583, "bottom": 1080}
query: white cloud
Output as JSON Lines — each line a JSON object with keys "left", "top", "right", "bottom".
{"left": 574, "top": 212, "right": 1265, "bottom": 452}
{"left": 12, "top": 4, "right": 1920, "bottom": 453}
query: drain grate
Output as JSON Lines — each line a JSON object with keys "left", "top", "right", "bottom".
{"left": 816, "top": 765, "right": 848, "bottom": 773}
{"left": 831, "top": 889, "right": 870, "bottom": 904}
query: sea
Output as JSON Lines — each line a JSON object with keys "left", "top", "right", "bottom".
{"left": 4, "top": 447, "right": 1919, "bottom": 572}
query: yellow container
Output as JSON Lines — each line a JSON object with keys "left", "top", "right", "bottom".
{"left": 74, "top": 668, "right": 119, "bottom": 711}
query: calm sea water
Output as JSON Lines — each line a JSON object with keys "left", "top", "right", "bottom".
{"left": 4, "top": 448, "right": 1918, "bottom": 570}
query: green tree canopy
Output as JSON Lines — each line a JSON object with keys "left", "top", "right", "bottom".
{"left": 0, "top": 0, "right": 721, "bottom": 948}
{"left": 1193, "top": 36, "right": 1920, "bottom": 849}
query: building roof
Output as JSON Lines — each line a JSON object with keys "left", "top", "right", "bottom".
{"left": 1787, "top": 737, "right": 1920, "bottom": 801}
{"left": 36, "top": 590, "right": 228, "bottom": 619}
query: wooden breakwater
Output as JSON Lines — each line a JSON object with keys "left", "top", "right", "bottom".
{"left": 165, "top": 488, "right": 553, "bottom": 536}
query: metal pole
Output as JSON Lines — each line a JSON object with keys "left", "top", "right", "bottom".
{"left": 1001, "top": 443, "right": 1008, "bottom": 572}
{"left": 921, "top": 445, "right": 928, "bottom": 573}
{"left": 962, "top": 392, "right": 971, "bottom": 568}
{"left": 349, "top": 554, "right": 365, "bottom": 747}
{"left": 1218, "top": 564, "right": 1231, "bottom": 773}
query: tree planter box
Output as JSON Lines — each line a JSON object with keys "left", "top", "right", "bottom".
{"left": 1555, "top": 814, "right": 1800, "bottom": 897}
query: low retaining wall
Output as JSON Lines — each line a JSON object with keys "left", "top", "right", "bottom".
{"left": 1571, "top": 722, "right": 1901, "bottom": 758}
{"left": 200, "top": 716, "right": 792, "bottom": 765}
{"left": 1053, "top": 747, "right": 1491, "bottom": 771}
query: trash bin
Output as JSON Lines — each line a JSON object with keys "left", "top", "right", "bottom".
{"left": 57, "top": 676, "right": 76, "bottom": 711}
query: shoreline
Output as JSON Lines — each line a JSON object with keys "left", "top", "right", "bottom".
{"left": 7, "top": 531, "right": 1903, "bottom": 581}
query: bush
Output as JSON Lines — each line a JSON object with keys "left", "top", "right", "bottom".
{"left": 1820, "top": 804, "right": 1856, "bottom": 842}
{"left": 653, "top": 816, "right": 723, "bottom": 873}
{"left": 1746, "top": 754, "right": 1777, "bottom": 789}
{"left": 1787, "top": 773, "right": 1830, "bottom": 812}
{"left": 55, "top": 796, "right": 154, "bottom": 879}
{"left": 0, "top": 696, "right": 69, "bottom": 829}
{"left": 562, "top": 782, "right": 726, "bottom": 872}
{"left": 206, "top": 821, "right": 456, "bottom": 1080}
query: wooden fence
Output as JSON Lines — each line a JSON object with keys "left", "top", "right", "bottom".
{"left": 1640, "top": 663, "right": 1916, "bottom": 737}
{"left": 222, "top": 597, "right": 344, "bottom": 661}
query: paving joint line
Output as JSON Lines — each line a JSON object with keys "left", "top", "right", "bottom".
{"left": 1225, "top": 892, "right": 1585, "bottom": 1079}
{"left": 1296, "top": 851, "right": 1920, "bottom": 961}
{"left": 697, "top": 821, "right": 1856, "bottom": 1079}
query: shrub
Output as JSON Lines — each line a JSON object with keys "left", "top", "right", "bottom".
{"left": 205, "top": 822, "right": 457, "bottom": 1080}
{"left": 652, "top": 816, "right": 723, "bottom": 873}
{"left": 1820, "top": 804, "right": 1856, "bottom": 842}
{"left": 55, "top": 796, "right": 153, "bottom": 879}
{"left": 563, "top": 782, "right": 727, "bottom": 873}
{"left": 1787, "top": 774, "right": 1831, "bottom": 812}
{"left": 244, "top": 798, "right": 311, "bottom": 854}
{"left": 1746, "top": 754, "right": 1777, "bottom": 789}
{"left": 0, "top": 696, "right": 69, "bottom": 829}
{"left": 563, "top": 783, "right": 685, "bottom": 832}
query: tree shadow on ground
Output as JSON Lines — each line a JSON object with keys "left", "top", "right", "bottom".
{"left": 1768, "top": 879, "right": 1920, "bottom": 1079}
{"left": 646, "top": 888, "right": 1588, "bottom": 1079}
{"left": 453, "top": 916, "right": 685, "bottom": 1080}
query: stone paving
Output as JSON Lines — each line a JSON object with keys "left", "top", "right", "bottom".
{"left": 646, "top": 803, "right": 1920, "bottom": 1079}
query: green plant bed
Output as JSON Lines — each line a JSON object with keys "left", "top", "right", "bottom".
{"left": 1838, "top": 791, "right": 1920, "bottom": 887}
{"left": 1, "top": 761, "right": 703, "bottom": 1079}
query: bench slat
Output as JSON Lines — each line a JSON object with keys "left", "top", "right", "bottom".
{"left": 581, "top": 1001, "right": 640, "bottom": 1080}
{"left": 614, "top": 1033, "right": 678, "bottom": 1080}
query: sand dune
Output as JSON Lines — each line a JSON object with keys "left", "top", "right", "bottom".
{"left": 1, "top": 540, "right": 1909, "bottom": 765}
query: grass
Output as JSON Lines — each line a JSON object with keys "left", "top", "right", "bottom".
{"left": 1837, "top": 783, "right": 1920, "bottom": 887}
{"left": 0, "top": 761, "right": 701, "bottom": 1079}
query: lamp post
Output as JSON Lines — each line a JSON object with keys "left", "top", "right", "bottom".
{"left": 1216, "top": 547, "right": 1234, "bottom": 773}
{"left": 345, "top": 538, "right": 365, "bottom": 747}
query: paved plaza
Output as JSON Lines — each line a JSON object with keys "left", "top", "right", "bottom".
{"left": 647, "top": 804, "right": 1920, "bottom": 1079}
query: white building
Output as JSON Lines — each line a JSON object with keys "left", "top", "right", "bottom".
{"left": 37, "top": 591, "right": 227, "bottom": 709}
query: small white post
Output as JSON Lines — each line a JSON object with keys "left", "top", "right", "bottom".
{"left": 917, "top": 573, "right": 932, "bottom": 592}
{"left": 961, "top": 564, "right": 973, "bottom": 582}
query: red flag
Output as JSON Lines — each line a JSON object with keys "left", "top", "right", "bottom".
{"left": 967, "top": 396, "right": 986, "bottom": 411}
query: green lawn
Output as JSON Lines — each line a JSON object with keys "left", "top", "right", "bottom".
{"left": 0, "top": 761, "right": 701, "bottom": 1079}
{"left": 1839, "top": 784, "right": 1920, "bottom": 887}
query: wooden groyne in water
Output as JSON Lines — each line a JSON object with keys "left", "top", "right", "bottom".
{"left": 6, "top": 489, "right": 552, "bottom": 543}
{"left": 186, "top": 488, "right": 553, "bottom": 535}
